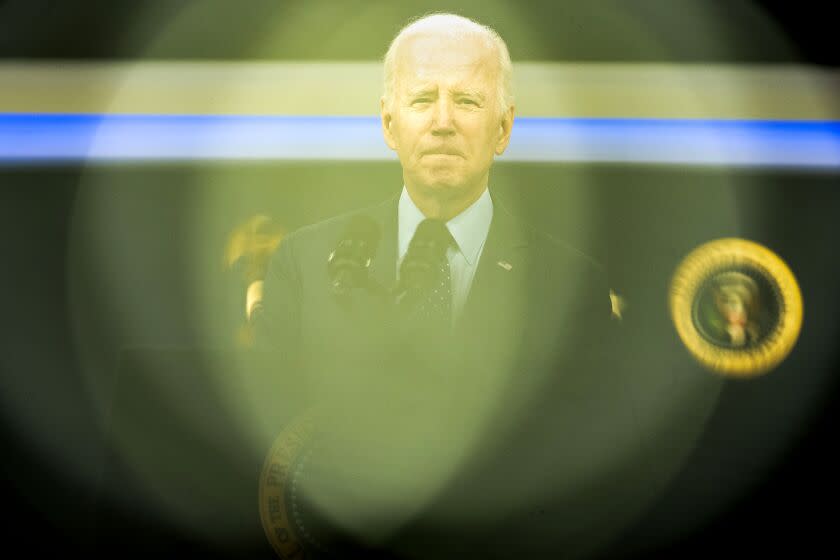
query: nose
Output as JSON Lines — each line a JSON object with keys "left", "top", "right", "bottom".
{"left": 431, "top": 98, "right": 455, "bottom": 136}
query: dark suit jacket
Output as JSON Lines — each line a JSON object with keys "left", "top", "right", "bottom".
{"left": 255, "top": 192, "right": 644, "bottom": 559}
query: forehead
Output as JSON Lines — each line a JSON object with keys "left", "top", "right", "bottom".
{"left": 718, "top": 284, "right": 751, "bottom": 298}
{"left": 394, "top": 32, "right": 499, "bottom": 92}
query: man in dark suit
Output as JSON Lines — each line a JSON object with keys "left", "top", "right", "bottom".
{"left": 256, "top": 13, "right": 628, "bottom": 559}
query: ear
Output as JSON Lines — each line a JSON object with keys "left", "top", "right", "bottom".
{"left": 381, "top": 97, "right": 397, "bottom": 151}
{"left": 494, "top": 105, "right": 515, "bottom": 156}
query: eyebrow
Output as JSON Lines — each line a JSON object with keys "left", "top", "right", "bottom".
{"left": 406, "top": 88, "right": 486, "bottom": 101}
{"left": 407, "top": 87, "right": 436, "bottom": 98}
{"left": 453, "top": 89, "right": 485, "bottom": 100}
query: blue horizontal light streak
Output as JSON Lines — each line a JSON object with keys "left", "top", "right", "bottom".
{"left": 1, "top": 114, "right": 838, "bottom": 168}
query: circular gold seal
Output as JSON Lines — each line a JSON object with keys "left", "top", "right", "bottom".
{"left": 258, "top": 413, "right": 315, "bottom": 559}
{"left": 669, "top": 238, "right": 803, "bottom": 377}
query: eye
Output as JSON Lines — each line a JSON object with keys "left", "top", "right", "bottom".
{"left": 412, "top": 98, "right": 431, "bottom": 105}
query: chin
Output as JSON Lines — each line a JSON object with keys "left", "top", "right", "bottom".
{"left": 417, "top": 173, "right": 467, "bottom": 192}
{"left": 426, "top": 183, "right": 471, "bottom": 199}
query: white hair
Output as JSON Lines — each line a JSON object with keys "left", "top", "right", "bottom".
{"left": 382, "top": 13, "right": 513, "bottom": 115}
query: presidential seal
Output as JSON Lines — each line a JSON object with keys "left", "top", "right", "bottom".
{"left": 669, "top": 238, "right": 803, "bottom": 377}
{"left": 259, "top": 413, "right": 315, "bottom": 559}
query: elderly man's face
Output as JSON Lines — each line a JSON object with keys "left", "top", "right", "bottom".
{"left": 382, "top": 33, "right": 513, "bottom": 207}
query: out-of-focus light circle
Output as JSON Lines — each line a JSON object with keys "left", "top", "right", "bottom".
{"left": 55, "top": 2, "right": 830, "bottom": 557}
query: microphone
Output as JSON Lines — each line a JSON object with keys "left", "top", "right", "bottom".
{"left": 327, "top": 215, "right": 381, "bottom": 297}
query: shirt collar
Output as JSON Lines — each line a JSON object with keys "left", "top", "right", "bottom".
{"left": 398, "top": 186, "right": 494, "bottom": 265}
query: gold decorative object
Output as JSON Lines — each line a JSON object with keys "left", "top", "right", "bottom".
{"left": 670, "top": 238, "right": 803, "bottom": 377}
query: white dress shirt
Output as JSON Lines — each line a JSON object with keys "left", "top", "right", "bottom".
{"left": 397, "top": 186, "right": 494, "bottom": 321}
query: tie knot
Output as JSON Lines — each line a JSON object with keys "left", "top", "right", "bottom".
{"left": 412, "top": 219, "right": 454, "bottom": 257}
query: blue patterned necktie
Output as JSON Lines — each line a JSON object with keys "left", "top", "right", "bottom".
{"left": 400, "top": 219, "right": 454, "bottom": 328}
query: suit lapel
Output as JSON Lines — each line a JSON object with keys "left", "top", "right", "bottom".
{"left": 458, "top": 200, "right": 530, "bottom": 331}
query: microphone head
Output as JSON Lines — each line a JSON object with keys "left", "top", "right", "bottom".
{"left": 327, "top": 215, "right": 381, "bottom": 296}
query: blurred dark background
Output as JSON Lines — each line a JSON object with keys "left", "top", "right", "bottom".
{"left": 0, "top": 0, "right": 837, "bottom": 65}
{"left": 1, "top": 1, "right": 839, "bottom": 558}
